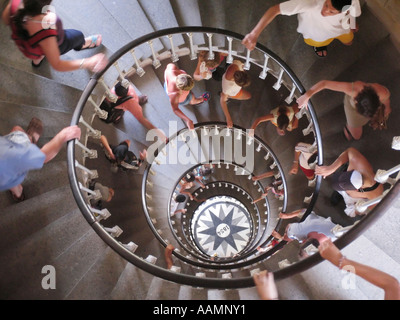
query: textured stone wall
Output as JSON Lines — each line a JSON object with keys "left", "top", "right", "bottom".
{"left": 366, "top": 0, "right": 400, "bottom": 51}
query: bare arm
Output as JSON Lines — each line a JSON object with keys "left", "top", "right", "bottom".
{"left": 297, "top": 80, "right": 354, "bottom": 109}
{"left": 169, "top": 92, "right": 194, "bottom": 130}
{"left": 100, "top": 135, "right": 115, "bottom": 160}
{"left": 252, "top": 171, "right": 274, "bottom": 181}
{"left": 40, "top": 126, "right": 81, "bottom": 163}
{"left": 250, "top": 114, "right": 274, "bottom": 132}
{"left": 279, "top": 208, "right": 305, "bottom": 219}
{"left": 290, "top": 149, "right": 301, "bottom": 175}
{"left": 253, "top": 271, "right": 279, "bottom": 300}
{"left": 242, "top": 4, "right": 281, "bottom": 51}
{"left": 319, "top": 240, "right": 400, "bottom": 300}
{"left": 1, "top": 1, "right": 11, "bottom": 25}
{"left": 252, "top": 193, "right": 268, "bottom": 204}
{"left": 38, "top": 37, "right": 106, "bottom": 72}
{"left": 315, "top": 147, "right": 371, "bottom": 178}
{"left": 220, "top": 93, "right": 233, "bottom": 128}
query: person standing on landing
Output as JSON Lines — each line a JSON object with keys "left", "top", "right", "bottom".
{"left": 242, "top": 0, "right": 361, "bottom": 58}
{"left": 296, "top": 80, "right": 391, "bottom": 141}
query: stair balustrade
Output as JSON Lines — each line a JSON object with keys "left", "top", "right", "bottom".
{"left": 65, "top": 27, "right": 399, "bottom": 288}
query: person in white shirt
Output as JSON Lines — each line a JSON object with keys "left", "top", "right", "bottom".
{"left": 220, "top": 60, "right": 252, "bottom": 128}
{"left": 242, "top": 0, "right": 361, "bottom": 57}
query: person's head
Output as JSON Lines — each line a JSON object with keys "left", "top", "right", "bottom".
{"left": 13, "top": 0, "right": 53, "bottom": 39}
{"left": 200, "top": 51, "right": 222, "bottom": 69}
{"left": 355, "top": 86, "right": 381, "bottom": 118}
{"left": 307, "top": 153, "right": 318, "bottom": 170}
{"left": 175, "top": 194, "right": 187, "bottom": 203}
{"left": 184, "top": 172, "right": 195, "bottom": 183}
{"left": 176, "top": 74, "right": 194, "bottom": 91}
{"left": 331, "top": 170, "right": 363, "bottom": 192}
{"left": 321, "top": 0, "right": 351, "bottom": 16}
{"left": 276, "top": 106, "right": 289, "bottom": 136}
{"left": 234, "top": 71, "right": 251, "bottom": 88}
{"left": 114, "top": 80, "right": 130, "bottom": 97}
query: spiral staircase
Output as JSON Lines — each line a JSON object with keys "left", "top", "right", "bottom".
{"left": 1, "top": 0, "right": 400, "bottom": 300}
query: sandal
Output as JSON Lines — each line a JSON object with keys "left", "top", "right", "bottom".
{"left": 314, "top": 46, "right": 327, "bottom": 58}
{"left": 138, "top": 95, "right": 148, "bottom": 106}
{"left": 202, "top": 91, "right": 211, "bottom": 102}
{"left": 343, "top": 124, "right": 355, "bottom": 141}
{"left": 190, "top": 91, "right": 211, "bottom": 106}
{"left": 31, "top": 56, "right": 45, "bottom": 68}
{"left": 10, "top": 190, "right": 25, "bottom": 202}
{"left": 82, "top": 34, "right": 102, "bottom": 50}
{"left": 26, "top": 117, "right": 43, "bottom": 144}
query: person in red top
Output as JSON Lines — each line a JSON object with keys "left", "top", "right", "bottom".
{"left": 2, "top": 0, "right": 107, "bottom": 71}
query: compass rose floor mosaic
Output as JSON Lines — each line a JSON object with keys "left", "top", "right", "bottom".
{"left": 191, "top": 196, "right": 252, "bottom": 258}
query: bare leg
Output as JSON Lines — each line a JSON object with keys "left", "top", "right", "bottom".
{"left": 165, "top": 244, "right": 175, "bottom": 269}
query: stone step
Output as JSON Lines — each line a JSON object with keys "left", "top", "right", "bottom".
{"left": 0, "top": 208, "right": 91, "bottom": 299}
{"left": 146, "top": 276, "right": 181, "bottom": 300}
{"left": 64, "top": 247, "right": 128, "bottom": 300}
{"left": 0, "top": 185, "right": 75, "bottom": 250}
{"left": 110, "top": 261, "right": 154, "bottom": 300}
{"left": 11, "top": 227, "right": 108, "bottom": 299}
{"left": 138, "top": 0, "right": 185, "bottom": 49}
{"left": 0, "top": 15, "right": 95, "bottom": 91}
{"left": 0, "top": 62, "right": 82, "bottom": 114}
{"left": 299, "top": 233, "right": 400, "bottom": 300}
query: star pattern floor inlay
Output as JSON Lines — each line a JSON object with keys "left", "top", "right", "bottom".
{"left": 191, "top": 196, "right": 252, "bottom": 257}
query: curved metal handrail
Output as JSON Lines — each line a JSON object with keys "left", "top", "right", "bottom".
{"left": 66, "top": 26, "right": 331, "bottom": 288}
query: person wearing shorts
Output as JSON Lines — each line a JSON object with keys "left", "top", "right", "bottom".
{"left": 242, "top": 0, "right": 361, "bottom": 57}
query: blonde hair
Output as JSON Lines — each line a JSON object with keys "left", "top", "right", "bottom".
{"left": 199, "top": 51, "right": 221, "bottom": 69}
{"left": 176, "top": 74, "right": 194, "bottom": 91}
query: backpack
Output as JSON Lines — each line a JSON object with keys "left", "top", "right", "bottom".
{"left": 10, "top": 0, "right": 58, "bottom": 60}
{"left": 99, "top": 96, "right": 133, "bottom": 124}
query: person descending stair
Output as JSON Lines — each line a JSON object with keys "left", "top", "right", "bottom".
{"left": 2, "top": 0, "right": 107, "bottom": 72}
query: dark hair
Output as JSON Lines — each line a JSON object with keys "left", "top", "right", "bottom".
{"left": 184, "top": 172, "right": 195, "bottom": 182}
{"left": 12, "top": 0, "right": 53, "bottom": 40}
{"left": 277, "top": 106, "right": 289, "bottom": 130}
{"left": 175, "top": 194, "right": 186, "bottom": 203}
{"left": 199, "top": 51, "right": 222, "bottom": 69}
{"left": 307, "top": 153, "right": 318, "bottom": 166}
{"left": 114, "top": 81, "right": 129, "bottom": 97}
{"left": 355, "top": 86, "right": 381, "bottom": 118}
{"left": 331, "top": 0, "right": 352, "bottom": 11}
{"left": 234, "top": 71, "right": 251, "bottom": 88}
